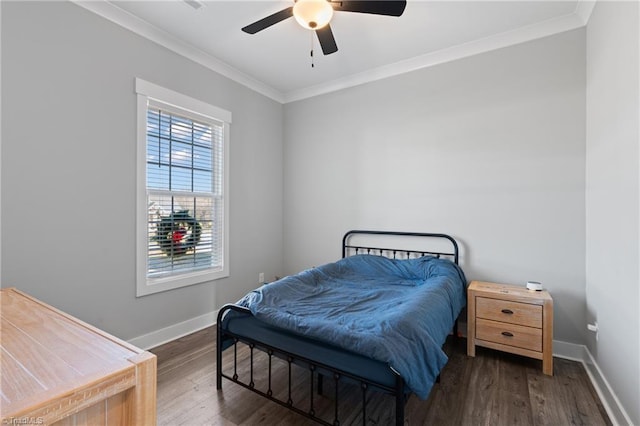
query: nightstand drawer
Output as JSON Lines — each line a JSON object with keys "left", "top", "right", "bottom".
{"left": 476, "top": 318, "right": 542, "bottom": 352}
{"left": 476, "top": 297, "right": 542, "bottom": 328}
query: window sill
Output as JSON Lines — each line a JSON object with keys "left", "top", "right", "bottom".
{"left": 136, "top": 268, "right": 228, "bottom": 297}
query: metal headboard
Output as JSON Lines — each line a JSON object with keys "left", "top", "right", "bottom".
{"left": 342, "top": 230, "right": 459, "bottom": 264}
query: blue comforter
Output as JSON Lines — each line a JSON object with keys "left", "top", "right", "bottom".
{"left": 235, "top": 254, "right": 467, "bottom": 399}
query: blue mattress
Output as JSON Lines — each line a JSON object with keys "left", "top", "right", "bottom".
{"left": 221, "top": 254, "right": 467, "bottom": 399}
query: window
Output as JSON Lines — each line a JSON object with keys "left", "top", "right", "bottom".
{"left": 136, "top": 79, "right": 230, "bottom": 296}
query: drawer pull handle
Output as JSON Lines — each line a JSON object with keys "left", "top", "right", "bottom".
{"left": 501, "top": 331, "right": 514, "bottom": 337}
{"left": 501, "top": 309, "right": 514, "bottom": 314}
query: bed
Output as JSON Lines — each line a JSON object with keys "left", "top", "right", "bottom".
{"left": 216, "top": 230, "right": 466, "bottom": 425}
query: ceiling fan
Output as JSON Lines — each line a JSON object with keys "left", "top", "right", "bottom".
{"left": 241, "top": 0, "right": 407, "bottom": 55}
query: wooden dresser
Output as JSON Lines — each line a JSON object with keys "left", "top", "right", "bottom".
{"left": 0, "top": 287, "right": 156, "bottom": 425}
{"left": 467, "top": 280, "right": 554, "bottom": 375}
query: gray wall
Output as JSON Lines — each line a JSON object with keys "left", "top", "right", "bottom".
{"left": 586, "top": 1, "right": 640, "bottom": 424}
{"left": 3, "top": 2, "right": 638, "bottom": 422}
{"left": 283, "top": 29, "right": 587, "bottom": 344}
{"left": 1, "top": 1, "right": 284, "bottom": 340}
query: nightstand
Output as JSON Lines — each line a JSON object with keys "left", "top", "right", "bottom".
{"left": 467, "top": 280, "right": 554, "bottom": 375}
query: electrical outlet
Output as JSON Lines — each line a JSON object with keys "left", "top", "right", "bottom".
{"left": 258, "top": 272, "right": 265, "bottom": 284}
{"left": 587, "top": 322, "right": 599, "bottom": 341}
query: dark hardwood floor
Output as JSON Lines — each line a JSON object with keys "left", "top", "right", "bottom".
{"left": 150, "top": 326, "right": 611, "bottom": 425}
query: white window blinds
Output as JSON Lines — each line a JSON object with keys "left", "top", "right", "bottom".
{"left": 146, "top": 105, "right": 224, "bottom": 278}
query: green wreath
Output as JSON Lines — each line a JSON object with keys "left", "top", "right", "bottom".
{"left": 154, "top": 210, "right": 202, "bottom": 256}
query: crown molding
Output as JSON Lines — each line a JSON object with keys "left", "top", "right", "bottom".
{"left": 72, "top": 1, "right": 590, "bottom": 105}
{"left": 283, "top": 10, "right": 587, "bottom": 103}
{"left": 71, "top": 1, "right": 285, "bottom": 103}
{"left": 575, "top": 0, "right": 597, "bottom": 26}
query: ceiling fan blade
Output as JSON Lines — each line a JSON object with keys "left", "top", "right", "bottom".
{"left": 333, "top": 1, "right": 407, "bottom": 17}
{"left": 316, "top": 24, "right": 338, "bottom": 55}
{"left": 242, "top": 7, "right": 294, "bottom": 34}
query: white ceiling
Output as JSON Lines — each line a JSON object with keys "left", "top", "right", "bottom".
{"left": 77, "top": 1, "right": 593, "bottom": 102}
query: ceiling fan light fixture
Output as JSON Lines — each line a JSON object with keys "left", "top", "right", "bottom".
{"left": 293, "top": 0, "right": 334, "bottom": 30}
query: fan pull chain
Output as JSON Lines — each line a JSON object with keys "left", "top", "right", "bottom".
{"left": 310, "top": 31, "right": 315, "bottom": 68}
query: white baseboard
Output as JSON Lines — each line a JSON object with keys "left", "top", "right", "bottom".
{"left": 128, "top": 310, "right": 218, "bottom": 351}
{"left": 128, "top": 318, "right": 631, "bottom": 425}
{"left": 553, "top": 340, "right": 633, "bottom": 426}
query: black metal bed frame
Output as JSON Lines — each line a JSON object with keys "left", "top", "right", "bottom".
{"left": 216, "top": 230, "right": 460, "bottom": 426}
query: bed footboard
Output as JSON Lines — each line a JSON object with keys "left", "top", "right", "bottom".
{"left": 216, "top": 304, "right": 406, "bottom": 426}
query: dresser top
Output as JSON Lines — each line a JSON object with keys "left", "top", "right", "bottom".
{"left": 468, "top": 280, "right": 553, "bottom": 303}
{"left": 0, "top": 287, "right": 145, "bottom": 418}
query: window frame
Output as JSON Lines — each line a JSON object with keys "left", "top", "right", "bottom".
{"left": 135, "top": 78, "right": 231, "bottom": 297}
